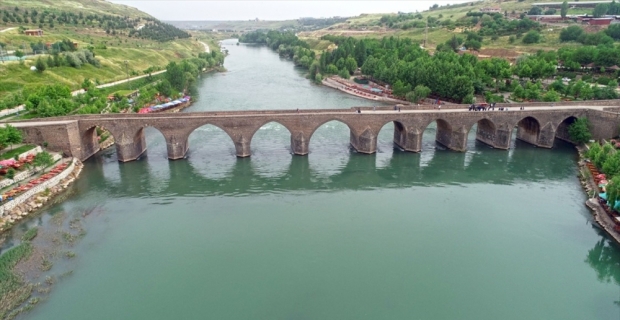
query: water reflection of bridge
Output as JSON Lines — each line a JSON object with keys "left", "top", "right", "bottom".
{"left": 84, "top": 139, "right": 579, "bottom": 198}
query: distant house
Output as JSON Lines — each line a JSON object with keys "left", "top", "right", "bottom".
{"left": 24, "top": 29, "right": 43, "bottom": 36}
{"left": 480, "top": 7, "right": 501, "bottom": 13}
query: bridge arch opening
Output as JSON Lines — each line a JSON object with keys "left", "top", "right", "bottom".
{"left": 186, "top": 124, "right": 237, "bottom": 180}
{"left": 308, "top": 120, "right": 352, "bottom": 177}
{"left": 141, "top": 126, "right": 168, "bottom": 160}
{"left": 555, "top": 116, "right": 578, "bottom": 143}
{"left": 376, "top": 120, "right": 405, "bottom": 168}
{"left": 515, "top": 116, "right": 541, "bottom": 147}
{"left": 83, "top": 125, "right": 115, "bottom": 159}
{"left": 471, "top": 118, "right": 497, "bottom": 148}
{"left": 421, "top": 119, "right": 453, "bottom": 150}
{"left": 250, "top": 121, "right": 292, "bottom": 178}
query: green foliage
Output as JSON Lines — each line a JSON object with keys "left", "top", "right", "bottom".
{"left": 588, "top": 142, "right": 602, "bottom": 160}
{"left": 405, "top": 85, "right": 431, "bottom": 103}
{"left": 561, "top": 1, "right": 569, "bottom": 18}
{"left": 21, "top": 228, "right": 38, "bottom": 242}
{"left": 392, "top": 80, "right": 411, "bottom": 98}
{"left": 560, "top": 26, "right": 584, "bottom": 42}
{"left": 593, "top": 3, "right": 609, "bottom": 17}
{"left": 0, "top": 242, "right": 33, "bottom": 296}
{"left": 607, "top": 175, "right": 620, "bottom": 209}
{"left": 522, "top": 31, "right": 541, "bottom": 44}
{"left": 0, "top": 125, "right": 23, "bottom": 151}
{"left": 5, "top": 168, "right": 15, "bottom": 180}
{"left": 568, "top": 117, "right": 592, "bottom": 144}
{"left": 35, "top": 58, "right": 46, "bottom": 73}
{"left": 603, "top": 152, "right": 620, "bottom": 177}
{"left": 542, "top": 90, "right": 561, "bottom": 102}
{"left": 33, "top": 151, "right": 54, "bottom": 170}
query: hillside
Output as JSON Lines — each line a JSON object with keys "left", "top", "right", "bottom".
{"left": 0, "top": 0, "right": 207, "bottom": 99}
{"left": 298, "top": 0, "right": 585, "bottom": 56}
{"left": 0, "top": 0, "right": 150, "bottom": 19}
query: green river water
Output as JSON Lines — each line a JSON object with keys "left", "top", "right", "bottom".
{"left": 8, "top": 40, "right": 620, "bottom": 319}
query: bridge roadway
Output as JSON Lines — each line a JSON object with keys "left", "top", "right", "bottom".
{"left": 11, "top": 104, "right": 620, "bottom": 162}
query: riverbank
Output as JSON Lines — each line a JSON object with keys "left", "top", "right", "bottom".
{"left": 0, "top": 158, "right": 83, "bottom": 233}
{"left": 322, "top": 76, "right": 408, "bottom": 104}
{"left": 577, "top": 145, "right": 620, "bottom": 245}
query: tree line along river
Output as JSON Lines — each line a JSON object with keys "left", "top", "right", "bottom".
{"left": 5, "top": 39, "right": 620, "bottom": 320}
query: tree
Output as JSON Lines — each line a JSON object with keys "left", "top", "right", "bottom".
{"left": 522, "top": 31, "right": 541, "bottom": 44}
{"left": 603, "top": 152, "right": 620, "bottom": 176}
{"left": 561, "top": 1, "right": 569, "bottom": 18}
{"left": 33, "top": 151, "right": 54, "bottom": 172}
{"left": 560, "top": 26, "right": 584, "bottom": 42}
{"left": 14, "top": 50, "right": 24, "bottom": 61}
{"left": 593, "top": 3, "right": 609, "bottom": 17}
{"left": 405, "top": 85, "right": 431, "bottom": 103}
{"left": 528, "top": 7, "right": 543, "bottom": 15}
{"left": 448, "top": 35, "right": 464, "bottom": 52}
{"left": 344, "top": 56, "right": 357, "bottom": 74}
{"left": 464, "top": 39, "right": 481, "bottom": 51}
{"left": 35, "top": 57, "right": 46, "bottom": 72}
{"left": 6, "top": 168, "right": 15, "bottom": 180}
{"left": 392, "top": 80, "right": 411, "bottom": 98}
{"left": 542, "top": 89, "right": 561, "bottom": 102}
{"left": 607, "top": 176, "right": 620, "bottom": 210}
{"left": 1, "top": 125, "right": 23, "bottom": 150}
{"left": 568, "top": 117, "right": 592, "bottom": 144}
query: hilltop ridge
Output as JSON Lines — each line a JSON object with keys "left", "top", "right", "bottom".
{"left": 0, "top": 0, "right": 151, "bottom": 19}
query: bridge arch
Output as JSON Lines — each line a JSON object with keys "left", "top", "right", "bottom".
{"left": 466, "top": 117, "right": 499, "bottom": 148}
{"left": 307, "top": 119, "right": 355, "bottom": 153}
{"left": 420, "top": 118, "right": 454, "bottom": 150}
{"left": 555, "top": 116, "right": 578, "bottom": 143}
{"left": 185, "top": 123, "right": 237, "bottom": 158}
{"left": 514, "top": 116, "right": 542, "bottom": 147}
{"left": 249, "top": 120, "right": 294, "bottom": 152}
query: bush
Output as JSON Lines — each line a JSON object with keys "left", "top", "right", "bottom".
{"left": 560, "top": 26, "right": 584, "bottom": 42}
{"left": 568, "top": 117, "right": 592, "bottom": 144}
{"left": 522, "top": 31, "right": 541, "bottom": 44}
{"left": 6, "top": 168, "right": 16, "bottom": 180}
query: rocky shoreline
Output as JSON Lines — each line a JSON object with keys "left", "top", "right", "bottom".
{"left": 0, "top": 159, "right": 84, "bottom": 233}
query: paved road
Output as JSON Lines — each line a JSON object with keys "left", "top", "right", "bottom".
{"left": 26, "top": 104, "right": 612, "bottom": 120}
{"left": 199, "top": 41, "right": 210, "bottom": 53}
{"left": 0, "top": 27, "right": 15, "bottom": 33}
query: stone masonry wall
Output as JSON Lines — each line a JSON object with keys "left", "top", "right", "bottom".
{"left": 0, "top": 158, "right": 76, "bottom": 216}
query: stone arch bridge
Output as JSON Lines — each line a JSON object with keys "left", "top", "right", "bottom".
{"left": 12, "top": 106, "right": 620, "bottom": 162}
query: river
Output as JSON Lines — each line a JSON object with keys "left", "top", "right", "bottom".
{"left": 9, "top": 39, "right": 620, "bottom": 319}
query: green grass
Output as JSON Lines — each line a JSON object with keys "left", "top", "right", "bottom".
{"left": 0, "top": 0, "right": 150, "bottom": 18}
{"left": 0, "top": 241, "right": 34, "bottom": 319}
{"left": 0, "top": 145, "right": 36, "bottom": 160}
{"left": 0, "top": 25, "right": 204, "bottom": 99}
{"left": 21, "top": 228, "right": 38, "bottom": 242}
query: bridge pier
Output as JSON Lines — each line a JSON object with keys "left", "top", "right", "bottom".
{"left": 166, "top": 136, "right": 189, "bottom": 160}
{"left": 291, "top": 133, "right": 309, "bottom": 155}
{"left": 394, "top": 129, "right": 422, "bottom": 152}
{"left": 235, "top": 137, "right": 251, "bottom": 157}
{"left": 115, "top": 129, "right": 147, "bottom": 162}
{"left": 445, "top": 129, "right": 468, "bottom": 152}
{"left": 475, "top": 120, "right": 511, "bottom": 149}
{"left": 350, "top": 128, "right": 377, "bottom": 154}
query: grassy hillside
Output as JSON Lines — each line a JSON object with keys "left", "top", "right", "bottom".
{"left": 0, "top": 0, "right": 150, "bottom": 18}
{"left": 0, "top": 0, "right": 206, "bottom": 99}
{"left": 298, "top": 0, "right": 582, "bottom": 55}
